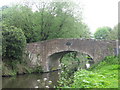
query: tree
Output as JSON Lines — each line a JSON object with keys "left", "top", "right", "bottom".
{"left": 28, "top": 1, "right": 91, "bottom": 40}
{"left": 94, "top": 26, "right": 111, "bottom": 39}
{"left": 107, "top": 24, "right": 118, "bottom": 40}
{"left": 2, "top": 25, "right": 26, "bottom": 60}
{"left": 2, "top": 1, "right": 91, "bottom": 43}
{"left": 2, "top": 5, "right": 40, "bottom": 43}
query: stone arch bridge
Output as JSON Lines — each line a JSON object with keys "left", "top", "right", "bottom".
{"left": 25, "top": 38, "right": 118, "bottom": 72}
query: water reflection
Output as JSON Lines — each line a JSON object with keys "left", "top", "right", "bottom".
{"left": 2, "top": 71, "right": 59, "bottom": 88}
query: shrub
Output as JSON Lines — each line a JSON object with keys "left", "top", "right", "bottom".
{"left": 2, "top": 25, "right": 26, "bottom": 60}
{"left": 104, "top": 56, "right": 118, "bottom": 65}
{"left": 72, "top": 69, "right": 110, "bottom": 88}
{"left": 57, "top": 56, "right": 119, "bottom": 88}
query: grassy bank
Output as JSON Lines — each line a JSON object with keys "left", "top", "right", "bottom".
{"left": 2, "top": 60, "right": 43, "bottom": 77}
{"left": 58, "top": 56, "right": 119, "bottom": 88}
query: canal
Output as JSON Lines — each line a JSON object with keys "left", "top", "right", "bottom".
{"left": 2, "top": 71, "right": 60, "bottom": 88}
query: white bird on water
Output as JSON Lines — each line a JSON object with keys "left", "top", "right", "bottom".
{"left": 44, "top": 78, "right": 47, "bottom": 81}
{"left": 45, "top": 86, "right": 49, "bottom": 88}
{"left": 35, "top": 86, "right": 39, "bottom": 88}
{"left": 37, "top": 79, "right": 40, "bottom": 82}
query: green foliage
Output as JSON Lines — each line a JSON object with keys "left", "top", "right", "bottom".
{"left": 2, "top": 60, "right": 20, "bottom": 76}
{"left": 2, "top": 25, "right": 26, "bottom": 60}
{"left": 2, "top": 1, "right": 91, "bottom": 43}
{"left": 94, "top": 26, "right": 111, "bottom": 39}
{"left": 2, "top": 60, "right": 43, "bottom": 76}
{"left": 23, "top": 65, "right": 42, "bottom": 74}
{"left": 104, "top": 56, "right": 118, "bottom": 64}
{"left": 57, "top": 52, "right": 91, "bottom": 88}
{"left": 57, "top": 67, "right": 74, "bottom": 88}
{"left": 94, "top": 25, "right": 119, "bottom": 40}
{"left": 61, "top": 52, "right": 91, "bottom": 70}
{"left": 107, "top": 24, "right": 118, "bottom": 40}
{"left": 58, "top": 56, "right": 119, "bottom": 88}
{"left": 32, "top": 66, "right": 43, "bottom": 73}
{"left": 2, "top": 5, "right": 39, "bottom": 43}
{"left": 72, "top": 70, "right": 111, "bottom": 88}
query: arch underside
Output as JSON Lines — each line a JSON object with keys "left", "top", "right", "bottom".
{"left": 47, "top": 50, "right": 94, "bottom": 71}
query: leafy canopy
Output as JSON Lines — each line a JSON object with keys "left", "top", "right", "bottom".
{"left": 2, "top": 1, "right": 91, "bottom": 43}
{"left": 94, "top": 26, "right": 111, "bottom": 39}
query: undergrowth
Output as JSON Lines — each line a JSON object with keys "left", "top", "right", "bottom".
{"left": 57, "top": 56, "right": 119, "bottom": 88}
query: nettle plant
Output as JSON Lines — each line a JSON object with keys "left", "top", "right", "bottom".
{"left": 2, "top": 25, "right": 26, "bottom": 61}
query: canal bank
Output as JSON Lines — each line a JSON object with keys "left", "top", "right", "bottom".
{"left": 2, "top": 60, "right": 43, "bottom": 77}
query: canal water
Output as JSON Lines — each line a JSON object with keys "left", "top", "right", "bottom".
{"left": 2, "top": 71, "right": 60, "bottom": 88}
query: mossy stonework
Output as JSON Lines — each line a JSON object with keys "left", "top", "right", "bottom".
{"left": 26, "top": 38, "right": 118, "bottom": 72}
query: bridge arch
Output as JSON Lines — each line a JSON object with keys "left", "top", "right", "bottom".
{"left": 26, "top": 38, "right": 116, "bottom": 72}
{"left": 46, "top": 50, "right": 94, "bottom": 71}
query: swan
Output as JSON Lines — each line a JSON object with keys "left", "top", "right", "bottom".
{"left": 43, "top": 78, "right": 47, "bottom": 81}
{"left": 45, "top": 86, "right": 49, "bottom": 88}
{"left": 35, "top": 86, "right": 39, "bottom": 88}
{"left": 37, "top": 79, "right": 40, "bottom": 82}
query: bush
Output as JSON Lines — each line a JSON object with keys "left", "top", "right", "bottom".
{"left": 104, "top": 56, "right": 118, "bottom": 65}
{"left": 57, "top": 56, "right": 119, "bottom": 88}
{"left": 2, "top": 25, "right": 26, "bottom": 60}
{"left": 72, "top": 70, "right": 110, "bottom": 88}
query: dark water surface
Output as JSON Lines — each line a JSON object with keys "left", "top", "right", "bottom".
{"left": 2, "top": 71, "right": 60, "bottom": 88}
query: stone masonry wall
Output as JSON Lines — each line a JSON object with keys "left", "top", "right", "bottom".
{"left": 25, "top": 38, "right": 117, "bottom": 72}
